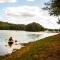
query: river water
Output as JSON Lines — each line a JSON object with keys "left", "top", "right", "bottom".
{"left": 0, "top": 30, "right": 58, "bottom": 56}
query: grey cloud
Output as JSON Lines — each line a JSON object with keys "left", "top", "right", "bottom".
{"left": 21, "top": 13, "right": 35, "bottom": 17}
{"left": 7, "top": 12, "right": 35, "bottom": 17}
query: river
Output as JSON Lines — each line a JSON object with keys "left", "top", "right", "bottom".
{"left": 0, "top": 30, "right": 58, "bottom": 56}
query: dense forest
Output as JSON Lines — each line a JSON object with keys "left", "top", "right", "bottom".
{"left": 0, "top": 21, "right": 25, "bottom": 30}
{"left": 0, "top": 21, "right": 45, "bottom": 31}
{"left": 25, "top": 22, "right": 45, "bottom": 32}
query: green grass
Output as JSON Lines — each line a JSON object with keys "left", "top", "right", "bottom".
{"left": 1, "top": 33, "right": 60, "bottom": 60}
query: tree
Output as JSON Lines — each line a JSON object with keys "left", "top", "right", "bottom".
{"left": 0, "top": 21, "right": 26, "bottom": 30}
{"left": 44, "top": 0, "right": 60, "bottom": 24}
{"left": 45, "top": 0, "right": 60, "bottom": 16}
{"left": 25, "top": 22, "right": 45, "bottom": 32}
{"left": 57, "top": 17, "right": 60, "bottom": 24}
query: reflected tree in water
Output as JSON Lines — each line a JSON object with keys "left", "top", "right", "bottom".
{"left": 27, "top": 34, "right": 40, "bottom": 39}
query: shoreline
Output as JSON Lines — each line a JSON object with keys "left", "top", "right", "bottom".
{"left": 2, "top": 33, "right": 60, "bottom": 60}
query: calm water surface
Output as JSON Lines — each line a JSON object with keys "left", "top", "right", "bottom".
{"left": 0, "top": 30, "right": 57, "bottom": 56}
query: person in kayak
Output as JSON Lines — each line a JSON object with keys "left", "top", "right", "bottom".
{"left": 8, "top": 37, "right": 14, "bottom": 47}
{"left": 9, "top": 37, "right": 13, "bottom": 42}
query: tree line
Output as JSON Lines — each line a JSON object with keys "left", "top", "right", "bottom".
{"left": 0, "top": 21, "right": 45, "bottom": 32}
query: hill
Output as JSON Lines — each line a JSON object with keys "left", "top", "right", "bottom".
{"left": 0, "top": 21, "right": 45, "bottom": 31}
{"left": 0, "top": 21, "right": 25, "bottom": 30}
{"left": 0, "top": 33, "right": 60, "bottom": 60}
{"left": 25, "top": 22, "right": 45, "bottom": 32}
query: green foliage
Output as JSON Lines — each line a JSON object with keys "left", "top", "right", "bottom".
{"left": 0, "top": 21, "right": 45, "bottom": 31}
{"left": 25, "top": 22, "right": 45, "bottom": 32}
{"left": 0, "top": 21, "right": 25, "bottom": 30}
{"left": 44, "top": 0, "right": 60, "bottom": 16}
{"left": 57, "top": 19, "right": 60, "bottom": 24}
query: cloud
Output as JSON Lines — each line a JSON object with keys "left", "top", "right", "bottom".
{"left": 4, "top": 6, "right": 40, "bottom": 24}
{"left": 2, "top": 5, "right": 60, "bottom": 29}
{"left": 26, "top": 0, "right": 35, "bottom": 2}
{"left": 5, "top": 6, "right": 40, "bottom": 17}
{"left": 0, "top": 0, "right": 16, "bottom": 3}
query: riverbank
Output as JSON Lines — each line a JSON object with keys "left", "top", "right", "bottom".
{"left": 0, "top": 33, "right": 60, "bottom": 60}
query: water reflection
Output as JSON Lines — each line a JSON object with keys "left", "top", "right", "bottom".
{"left": 0, "top": 30, "right": 57, "bottom": 56}
{"left": 0, "top": 42, "right": 22, "bottom": 56}
{"left": 27, "top": 34, "right": 40, "bottom": 39}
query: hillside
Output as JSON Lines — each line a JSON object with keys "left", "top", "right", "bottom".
{"left": 25, "top": 22, "right": 45, "bottom": 32}
{"left": 0, "top": 33, "right": 60, "bottom": 60}
{"left": 0, "top": 21, "right": 45, "bottom": 31}
{"left": 0, "top": 21, "right": 25, "bottom": 30}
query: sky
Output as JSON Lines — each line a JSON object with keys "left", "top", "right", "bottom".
{"left": 0, "top": 0, "right": 60, "bottom": 29}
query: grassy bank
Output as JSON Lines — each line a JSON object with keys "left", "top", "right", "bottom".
{"left": 0, "top": 33, "right": 60, "bottom": 60}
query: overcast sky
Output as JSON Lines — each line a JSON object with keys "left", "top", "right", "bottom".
{"left": 0, "top": 0, "right": 60, "bottom": 29}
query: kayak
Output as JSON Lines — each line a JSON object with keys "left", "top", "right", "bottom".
{"left": 8, "top": 41, "right": 14, "bottom": 47}
{"left": 8, "top": 41, "right": 13, "bottom": 44}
